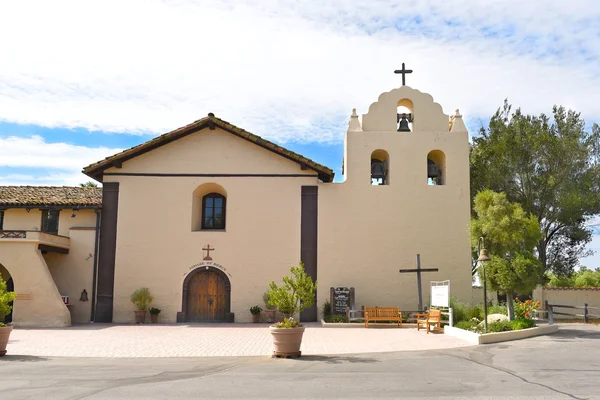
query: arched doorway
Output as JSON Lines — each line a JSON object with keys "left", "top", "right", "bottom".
{"left": 0, "top": 263, "right": 13, "bottom": 324}
{"left": 180, "top": 267, "right": 231, "bottom": 322}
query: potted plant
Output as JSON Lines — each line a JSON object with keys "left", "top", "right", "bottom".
{"left": 263, "top": 292, "right": 277, "bottom": 323}
{"left": 267, "top": 262, "right": 317, "bottom": 358}
{"left": 250, "top": 305, "right": 262, "bottom": 323}
{"left": 149, "top": 307, "right": 161, "bottom": 323}
{"left": 130, "top": 288, "right": 152, "bottom": 324}
{"left": 0, "top": 277, "right": 16, "bottom": 357}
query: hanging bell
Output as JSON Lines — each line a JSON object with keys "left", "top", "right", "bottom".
{"left": 427, "top": 159, "right": 440, "bottom": 179}
{"left": 397, "top": 113, "right": 411, "bottom": 132}
{"left": 371, "top": 159, "right": 386, "bottom": 183}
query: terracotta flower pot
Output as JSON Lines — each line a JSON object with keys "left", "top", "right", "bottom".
{"left": 269, "top": 326, "right": 305, "bottom": 357}
{"left": 134, "top": 310, "right": 146, "bottom": 324}
{"left": 252, "top": 314, "right": 260, "bottom": 323}
{"left": 150, "top": 314, "right": 158, "bottom": 323}
{"left": 264, "top": 309, "right": 276, "bottom": 323}
{"left": 0, "top": 325, "right": 13, "bottom": 357}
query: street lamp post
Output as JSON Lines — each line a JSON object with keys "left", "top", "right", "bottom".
{"left": 477, "top": 237, "right": 491, "bottom": 333}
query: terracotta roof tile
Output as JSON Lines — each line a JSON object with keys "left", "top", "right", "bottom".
{"left": 82, "top": 115, "right": 335, "bottom": 182}
{"left": 0, "top": 186, "right": 102, "bottom": 207}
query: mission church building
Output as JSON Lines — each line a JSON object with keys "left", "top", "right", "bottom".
{"left": 0, "top": 79, "right": 473, "bottom": 327}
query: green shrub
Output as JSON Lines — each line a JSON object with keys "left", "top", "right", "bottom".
{"left": 466, "top": 304, "right": 484, "bottom": 320}
{"left": 324, "top": 314, "right": 346, "bottom": 323}
{"left": 130, "top": 288, "right": 152, "bottom": 311}
{"left": 487, "top": 321, "right": 513, "bottom": 333}
{"left": 488, "top": 302, "right": 507, "bottom": 315}
{"left": 322, "top": 300, "right": 331, "bottom": 318}
{"left": 0, "top": 277, "right": 16, "bottom": 326}
{"left": 454, "top": 320, "right": 476, "bottom": 330}
{"left": 263, "top": 292, "right": 276, "bottom": 310}
{"left": 250, "top": 305, "right": 262, "bottom": 315}
{"left": 148, "top": 307, "right": 161, "bottom": 315}
{"left": 510, "top": 318, "right": 535, "bottom": 330}
{"left": 268, "top": 262, "right": 317, "bottom": 318}
{"left": 450, "top": 296, "right": 469, "bottom": 323}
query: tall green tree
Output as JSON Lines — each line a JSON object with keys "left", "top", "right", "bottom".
{"left": 470, "top": 190, "right": 544, "bottom": 319}
{"left": 471, "top": 101, "right": 600, "bottom": 276}
{"left": 79, "top": 181, "right": 98, "bottom": 187}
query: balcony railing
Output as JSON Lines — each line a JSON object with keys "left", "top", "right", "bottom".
{"left": 0, "top": 230, "right": 26, "bottom": 239}
{"left": 0, "top": 230, "right": 70, "bottom": 250}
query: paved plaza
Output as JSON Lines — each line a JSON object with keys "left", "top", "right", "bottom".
{"left": 1, "top": 324, "right": 599, "bottom": 399}
{"left": 6, "top": 322, "right": 472, "bottom": 357}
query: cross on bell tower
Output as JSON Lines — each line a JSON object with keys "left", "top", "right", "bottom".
{"left": 394, "top": 63, "right": 413, "bottom": 86}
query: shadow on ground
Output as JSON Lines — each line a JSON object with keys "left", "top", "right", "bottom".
{"left": 292, "top": 355, "right": 380, "bottom": 364}
{"left": 0, "top": 355, "right": 50, "bottom": 363}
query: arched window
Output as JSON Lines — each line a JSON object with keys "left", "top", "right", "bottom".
{"left": 371, "top": 149, "right": 390, "bottom": 185}
{"left": 202, "top": 193, "right": 226, "bottom": 230}
{"left": 192, "top": 183, "right": 227, "bottom": 231}
{"left": 427, "top": 150, "right": 446, "bottom": 185}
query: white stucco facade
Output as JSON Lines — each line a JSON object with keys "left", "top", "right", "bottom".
{"left": 1, "top": 85, "right": 473, "bottom": 326}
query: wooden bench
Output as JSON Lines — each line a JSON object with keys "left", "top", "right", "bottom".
{"left": 364, "top": 307, "right": 402, "bottom": 328}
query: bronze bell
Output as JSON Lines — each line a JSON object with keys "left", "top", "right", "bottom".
{"left": 427, "top": 159, "right": 440, "bottom": 179}
{"left": 397, "top": 113, "right": 412, "bottom": 132}
{"left": 371, "top": 159, "right": 386, "bottom": 183}
{"left": 477, "top": 248, "right": 491, "bottom": 262}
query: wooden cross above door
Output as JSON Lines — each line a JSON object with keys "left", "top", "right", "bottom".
{"left": 203, "top": 244, "right": 215, "bottom": 260}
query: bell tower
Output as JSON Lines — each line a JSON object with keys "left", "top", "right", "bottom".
{"left": 341, "top": 64, "right": 469, "bottom": 188}
{"left": 318, "top": 65, "right": 473, "bottom": 312}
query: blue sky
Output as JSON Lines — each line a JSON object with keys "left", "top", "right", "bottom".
{"left": 1, "top": 0, "right": 599, "bottom": 268}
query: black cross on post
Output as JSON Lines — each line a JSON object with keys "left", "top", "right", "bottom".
{"left": 399, "top": 254, "right": 439, "bottom": 311}
{"left": 394, "top": 63, "right": 413, "bottom": 86}
{"left": 203, "top": 244, "right": 215, "bottom": 261}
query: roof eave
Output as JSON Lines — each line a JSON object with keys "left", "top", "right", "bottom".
{"left": 83, "top": 118, "right": 335, "bottom": 183}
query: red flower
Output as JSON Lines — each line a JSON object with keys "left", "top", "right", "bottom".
{"left": 525, "top": 312, "right": 530, "bottom": 317}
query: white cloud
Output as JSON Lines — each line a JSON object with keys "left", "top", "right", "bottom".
{"left": 0, "top": 1, "right": 598, "bottom": 143}
{"left": 0, "top": 136, "right": 121, "bottom": 185}
{"left": 0, "top": 136, "right": 120, "bottom": 170}
{"left": 0, "top": 172, "right": 94, "bottom": 187}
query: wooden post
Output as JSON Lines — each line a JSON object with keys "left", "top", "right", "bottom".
{"left": 584, "top": 303, "right": 588, "bottom": 324}
{"left": 545, "top": 301, "right": 553, "bottom": 325}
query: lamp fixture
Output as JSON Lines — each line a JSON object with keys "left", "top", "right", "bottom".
{"left": 79, "top": 289, "right": 89, "bottom": 302}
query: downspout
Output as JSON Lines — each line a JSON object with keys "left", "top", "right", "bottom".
{"left": 90, "top": 207, "right": 101, "bottom": 322}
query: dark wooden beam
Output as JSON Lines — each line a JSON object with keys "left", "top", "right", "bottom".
{"left": 112, "top": 160, "right": 122, "bottom": 169}
{"left": 38, "top": 244, "right": 69, "bottom": 254}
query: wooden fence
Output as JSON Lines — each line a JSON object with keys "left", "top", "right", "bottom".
{"left": 542, "top": 301, "right": 600, "bottom": 324}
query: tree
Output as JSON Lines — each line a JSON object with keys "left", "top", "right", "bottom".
{"left": 267, "top": 262, "right": 317, "bottom": 319}
{"left": 470, "top": 190, "right": 544, "bottom": 320}
{"left": 547, "top": 267, "right": 600, "bottom": 287}
{"left": 471, "top": 101, "right": 600, "bottom": 276}
{"left": 79, "top": 181, "right": 98, "bottom": 187}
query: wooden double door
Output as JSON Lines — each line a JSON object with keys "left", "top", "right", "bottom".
{"left": 186, "top": 270, "right": 228, "bottom": 322}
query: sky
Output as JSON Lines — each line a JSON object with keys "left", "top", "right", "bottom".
{"left": 0, "top": 0, "right": 599, "bottom": 267}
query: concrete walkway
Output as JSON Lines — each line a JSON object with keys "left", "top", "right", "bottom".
{"left": 7, "top": 322, "right": 472, "bottom": 357}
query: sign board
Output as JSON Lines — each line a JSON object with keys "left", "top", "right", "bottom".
{"left": 330, "top": 287, "right": 355, "bottom": 314}
{"left": 430, "top": 280, "right": 450, "bottom": 308}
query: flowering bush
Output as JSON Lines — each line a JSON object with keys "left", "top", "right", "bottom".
{"left": 515, "top": 298, "right": 540, "bottom": 319}
{"left": 272, "top": 317, "right": 303, "bottom": 328}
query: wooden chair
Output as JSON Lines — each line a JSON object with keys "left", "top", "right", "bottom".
{"left": 417, "top": 309, "right": 442, "bottom": 334}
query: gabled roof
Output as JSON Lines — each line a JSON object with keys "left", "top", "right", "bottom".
{"left": 83, "top": 114, "right": 335, "bottom": 182}
{"left": 0, "top": 186, "right": 102, "bottom": 208}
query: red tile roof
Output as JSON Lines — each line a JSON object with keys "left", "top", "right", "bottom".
{"left": 83, "top": 114, "right": 334, "bottom": 182}
{"left": 0, "top": 186, "right": 102, "bottom": 207}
